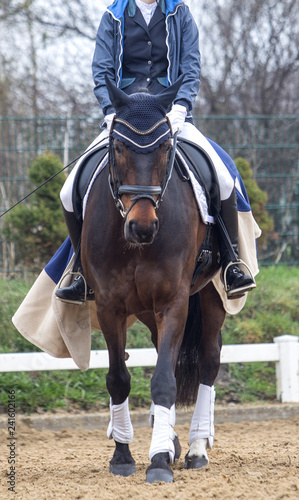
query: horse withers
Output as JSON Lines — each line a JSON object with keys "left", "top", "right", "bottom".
{"left": 81, "top": 76, "right": 226, "bottom": 483}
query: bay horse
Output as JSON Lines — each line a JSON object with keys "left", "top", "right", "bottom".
{"left": 81, "top": 76, "right": 226, "bottom": 483}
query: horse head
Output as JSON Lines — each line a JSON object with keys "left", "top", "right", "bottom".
{"left": 105, "top": 75, "right": 183, "bottom": 246}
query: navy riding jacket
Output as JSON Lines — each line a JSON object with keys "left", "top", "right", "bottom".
{"left": 92, "top": 0, "right": 201, "bottom": 115}
{"left": 121, "top": 3, "right": 169, "bottom": 97}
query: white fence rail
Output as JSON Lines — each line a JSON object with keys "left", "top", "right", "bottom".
{"left": 1, "top": 335, "right": 298, "bottom": 403}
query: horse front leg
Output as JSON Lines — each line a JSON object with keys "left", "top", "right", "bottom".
{"left": 146, "top": 298, "right": 188, "bottom": 484}
{"left": 185, "top": 283, "right": 226, "bottom": 470}
{"left": 98, "top": 308, "right": 135, "bottom": 477}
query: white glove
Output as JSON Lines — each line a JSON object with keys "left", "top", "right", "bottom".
{"left": 166, "top": 104, "right": 187, "bottom": 134}
{"left": 102, "top": 112, "right": 116, "bottom": 132}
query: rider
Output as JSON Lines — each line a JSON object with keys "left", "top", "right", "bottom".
{"left": 56, "top": 0, "right": 255, "bottom": 304}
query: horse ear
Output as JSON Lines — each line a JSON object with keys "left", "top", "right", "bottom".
{"left": 105, "top": 75, "right": 131, "bottom": 112}
{"left": 156, "top": 75, "right": 185, "bottom": 111}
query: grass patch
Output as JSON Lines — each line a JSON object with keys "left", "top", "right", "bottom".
{"left": 0, "top": 367, "right": 154, "bottom": 414}
{"left": 0, "top": 266, "right": 298, "bottom": 414}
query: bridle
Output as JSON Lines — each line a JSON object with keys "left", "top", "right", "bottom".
{"left": 108, "top": 115, "right": 178, "bottom": 219}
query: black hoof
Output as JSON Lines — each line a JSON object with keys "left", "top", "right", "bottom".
{"left": 184, "top": 452, "right": 208, "bottom": 469}
{"left": 146, "top": 467, "right": 173, "bottom": 484}
{"left": 146, "top": 452, "right": 173, "bottom": 484}
{"left": 109, "top": 462, "right": 136, "bottom": 477}
{"left": 109, "top": 442, "right": 136, "bottom": 477}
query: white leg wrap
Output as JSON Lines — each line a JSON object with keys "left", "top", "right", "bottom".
{"left": 107, "top": 397, "right": 134, "bottom": 444}
{"left": 149, "top": 404, "right": 176, "bottom": 463}
{"left": 149, "top": 401, "right": 155, "bottom": 428}
{"left": 189, "top": 384, "right": 216, "bottom": 449}
{"left": 149, "top": 401, "right": 175, "bottom": 428}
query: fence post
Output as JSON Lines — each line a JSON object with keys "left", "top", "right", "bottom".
{"left": 274, "top": 335, "right": 299, "bottom": 403}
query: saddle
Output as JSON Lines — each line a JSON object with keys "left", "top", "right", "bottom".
{"left": 175, "top": 139, "right": 221, "bottom": 284}
{"left": 72, "top": 142, "right": 109, "bottom": 220}
{"left": 176, "top": 139, "right": 221, "bottom": 219}
{"left": 72, "top": 138, "right": 221, "bottom": 223}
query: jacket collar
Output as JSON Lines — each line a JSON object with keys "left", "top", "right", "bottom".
{"left": 160, "top": 0, "right": 183, "bottom": 15}
{"left": 108, "top": 0, "right": 183, "bottom": 19}
{"left": 131, "top": 3, "right": 165, "bottom": 31}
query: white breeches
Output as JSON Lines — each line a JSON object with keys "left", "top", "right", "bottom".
{"left": 60, "top": 122, "right": 234, "bottom": 213}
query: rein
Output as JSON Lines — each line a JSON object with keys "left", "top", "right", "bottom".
{"left": 109, "top": 115, "right": 178, "bottom": 219}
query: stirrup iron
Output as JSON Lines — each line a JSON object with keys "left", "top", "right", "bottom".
{"left": 223, "top": 259, "right": 256, "bottom": 298}
{"left": 56, "top": 270, "right": 88, "bottom": 305}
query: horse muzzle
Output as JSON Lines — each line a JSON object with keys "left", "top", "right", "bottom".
{"left": 125, "top": 217, "right": 159, "bottom": 245}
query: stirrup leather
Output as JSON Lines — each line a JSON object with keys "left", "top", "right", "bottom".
{"left": 223, "top": 259, "right": 256, "bottom": 298}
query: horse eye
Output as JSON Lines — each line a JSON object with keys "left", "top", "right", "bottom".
{"left": 115, "top": 143, "right": 123, "bottom": 155}
{"left": 164, "top": 144, "right": 171, "bottom": 155}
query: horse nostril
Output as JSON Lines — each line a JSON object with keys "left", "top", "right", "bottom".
{"left": 128, "top": 220, "right": 137, "bottom": 234}
{"left": 152, "top": 219, "right": 159, "bottom": 235}
{"left": 127, "top": 219, "right": 159, "bottom": 244}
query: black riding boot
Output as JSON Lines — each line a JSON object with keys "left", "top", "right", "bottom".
{"left": 55, "top": 207, "right": 94, "bottom": 305}
{"left": 218, "top": 190, "right": 255, "bottom": 299}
